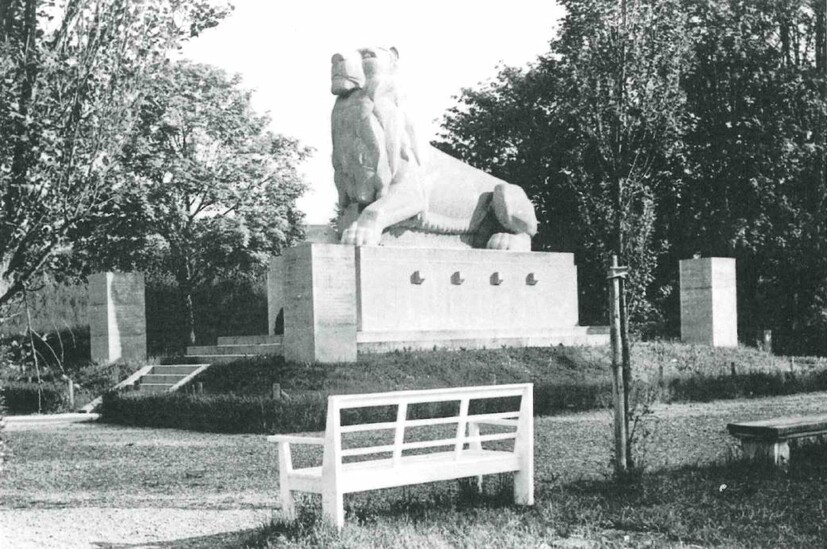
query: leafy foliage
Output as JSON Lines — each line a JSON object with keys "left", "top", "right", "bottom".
{"left": 436, "top": 0, "right": 826, "bottom": 352}
{"left": 78, "top": 60, "right": 309, "bottom": 343}
{"left": 0, "top": 0, "right": 232, "bottom": 314}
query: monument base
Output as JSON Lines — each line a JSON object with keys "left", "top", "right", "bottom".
{"left": 276, "top": 243, "right": 605, "bottom": 363}
{"left": 357, "top": 326, "right": 609, "bottom": 353}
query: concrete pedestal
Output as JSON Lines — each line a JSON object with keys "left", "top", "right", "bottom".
{"left": 356, "top": 247, "right": 579, "bottom": 333}
{"left": 89, "top": 272, "right": 146, "bottom": 364}
{"left": 679, "top": 257, "right": 737, "bottom": 347}
{"left": 276, "top": 244, "right": 600, "bottom": 362}
{"left": 282, "top": 244, "right": 357, "bottom": 363}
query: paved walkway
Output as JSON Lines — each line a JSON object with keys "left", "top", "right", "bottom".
{"left": 4, "top": 413, "right": 100, "bottom": 431}
{"left": 0, "top": 507, "right": 271, "bottom": 548}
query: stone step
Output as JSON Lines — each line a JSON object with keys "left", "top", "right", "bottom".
{"left": 357, "top": 326, "right": 610, "bottom": 353}
{"left": 183, "top": 354, "right": 250, "bottom": 365}
{"left": 150, "top": 364, "right": 207, "bottom": 375}
{"left": 186, "top": 343, "right": 282, "bottom": 356}
{"left": 138, "top": 383, "right": 174, "bottom": 394}
{"left": 141, "top": 373, "right": 188, "bottom": 385}
{"left": 216, "top": 335, "right": 282, "bottom": 346}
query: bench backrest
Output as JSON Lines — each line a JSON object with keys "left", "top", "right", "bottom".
{"left": 321, "top": 383, "right": 533, "bottom": 472}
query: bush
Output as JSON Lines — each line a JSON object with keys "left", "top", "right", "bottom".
{"left": 98, "top": 343, "right": 827, "bottom": 434}
{"left": 99, "top": 391, "right": 328, "bottom": 434}
{"left": 666, "top": 370, "right": 827, "bottom": 402}
{"left": 2, "top": 381, "right": 68, "bottom": 414}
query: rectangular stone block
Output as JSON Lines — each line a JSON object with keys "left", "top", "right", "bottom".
{"left": 88, "top": 272, "right": 147, "bottom": 363}
{"left": 283, "top": 244, "right": 357, "bottom": 363}
{"left": 356, "top": 247, "right": 579, "bottom": 334}
{"left": 680, "top": 258, "right": 737, "bottom": 347}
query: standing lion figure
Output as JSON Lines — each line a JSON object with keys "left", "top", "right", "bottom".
{"left": 331, "top": 46, "right": 538, "bottom": 251}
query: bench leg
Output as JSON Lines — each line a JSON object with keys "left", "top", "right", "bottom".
{"left": 278, "top": 442, "right": 296, "bottom": 520}
{"left": 468, "top": 423, "right": 483, "bottom": 493}
{"left": 280, "top": 484, "right": 296, "bottom": 520}
{"left": 742, "top": 440, "right": 790, "bottom": 467}
{"left": 514, "top": 470, "right": 534, "bottom": 505}
{"left": 322, "top": 489, "right": 344, "bottom": 529}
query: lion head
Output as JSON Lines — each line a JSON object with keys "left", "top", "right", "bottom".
{"left": 330, "top": 46, "right": 399, "bottom": 97}
{"left": 331, "top": 46, "right": 417, "bottom": 208}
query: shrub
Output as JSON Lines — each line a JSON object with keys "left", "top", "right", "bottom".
{"left": 666, "top": 370, "right": 827, "bottom": 402}
{"left": 99, "top": 391, "right": 328, "bottom": 434}
{"left": 2, "top": 381, "right": 68, "bottom": 414}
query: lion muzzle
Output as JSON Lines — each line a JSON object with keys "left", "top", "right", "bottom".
{"left": 331, "top": 52, "right": 365, "bottom": 95}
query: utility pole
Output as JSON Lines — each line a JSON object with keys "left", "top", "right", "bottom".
{"left": 608, "top": 255, "right": 629, "bottom": 476}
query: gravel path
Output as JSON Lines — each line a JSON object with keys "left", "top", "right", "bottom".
{"left": 2, "top": 392, "right": 824, "bottom": 548}
{"left": 0, "top": 507, "right": 271, "bottom": 548}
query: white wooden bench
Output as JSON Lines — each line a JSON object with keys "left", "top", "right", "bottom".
{"left": 268, "top": 383, "right": 534, "bottom": 529}
{"left": 727, "top": 413, "right": 827, "bottom": 467}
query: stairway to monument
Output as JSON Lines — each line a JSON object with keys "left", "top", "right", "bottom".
{"left": 137, "top": 364, "right": 210, "bottom": 394}
{"left": 183, "top": 335, "right": 283, "bottom": 364}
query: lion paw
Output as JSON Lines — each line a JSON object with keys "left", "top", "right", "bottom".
{"left": 341, "top": 219, "right": 382, "bottom": 246}
{"left": 486, "top": 232, "right": 531, "bottom": 252}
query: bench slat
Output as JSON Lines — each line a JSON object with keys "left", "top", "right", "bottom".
{"left": 727, "top": 413, "right": 827, "bottom": 440}
{"left": 331, "top": 384, "right": 529, "bottom": 409}
{"left": 338, "top": 411, "right": 521, "bottom": 433}
{"left": 340, "top": 431, "right": 518, "bottom": 457}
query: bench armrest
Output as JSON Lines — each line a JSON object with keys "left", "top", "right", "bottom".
{"left": 267, "top": 435, "right": 325, "bottom": 445}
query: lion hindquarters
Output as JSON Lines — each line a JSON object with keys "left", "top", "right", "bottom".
{"left": 492, "top": 184, "right": 538, "bottom": 236}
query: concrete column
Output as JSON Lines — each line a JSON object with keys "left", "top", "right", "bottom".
{"left": 267, "top": 256, "right": 284, "bottom": 335}
{"left": 679, "top": 257, "right": 737, "bottom": 347}
{"left": 89, "top": 272, "right": 147, "bottom": 363}
{"left": 283, "top": 244, "right": 357, "bottom": 363}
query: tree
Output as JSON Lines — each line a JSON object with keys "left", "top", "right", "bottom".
{"left": 552, "top": 0, "right": 692, "bottom": 328}
{"left": 438, "top": 0, "right": 693, "bottom": 328}
{"left": 103, "top": 61, "right": 309, "bottom": 344}
{"left": 0, "top": 0, "right": 232, "bottom": 315}
{"left": 673, "top": 0, "right": 826, "bottom": 354}
{"left": 437, "top": 0, "right": 826, "bottom": 356}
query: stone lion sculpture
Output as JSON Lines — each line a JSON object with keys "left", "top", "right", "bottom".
{"left": 331, "top": 46, "right": 538, "bottom": 251}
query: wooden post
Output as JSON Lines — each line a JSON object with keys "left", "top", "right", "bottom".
{"left": 272, "top": 383, "right": 282, "bottom": 401}
{"left": 607, "top": 255, "right": 628, "bottom": 476}
{"left": 196, "top": 382, "right": 204, "bottom": 395}
{"left": 619, "top": 268, "right": 632, "bottom": 468}
{"left": 67, "top": 379, "right": 75, "bottom": 410}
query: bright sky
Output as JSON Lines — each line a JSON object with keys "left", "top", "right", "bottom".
{"left": 181, "top": 1, "right": 565, "bottom": 223}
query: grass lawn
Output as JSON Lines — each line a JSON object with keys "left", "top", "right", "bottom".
{"left": 195, "top": 343, "right": 826, "bottom": 399}
{"left": 2, "top": 392, "right": 825, "bottom": 547}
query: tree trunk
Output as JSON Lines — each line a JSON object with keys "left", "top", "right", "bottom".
{"left": 816, "top": 0, "right": 826, "bottom": 74}
{"left": 183, "top": 289, "right": 196, "bottom": 346}
{"left": 174, "top": 250, "right": 198, "bottom": 346}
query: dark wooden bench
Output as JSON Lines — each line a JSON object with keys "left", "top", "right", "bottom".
{"left": 727, "top": 413, "right": 827, "bottom": 467}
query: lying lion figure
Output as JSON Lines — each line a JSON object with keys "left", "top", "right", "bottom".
{"left": 331, "top": 46, "right": 537, "bottom": 251}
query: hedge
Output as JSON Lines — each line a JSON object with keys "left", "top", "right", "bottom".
{"left": 2, "top": 381, "right": 69, "bottom": 415}
{"left": 99, "top": 368, "right": 827, "bottom": 435}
